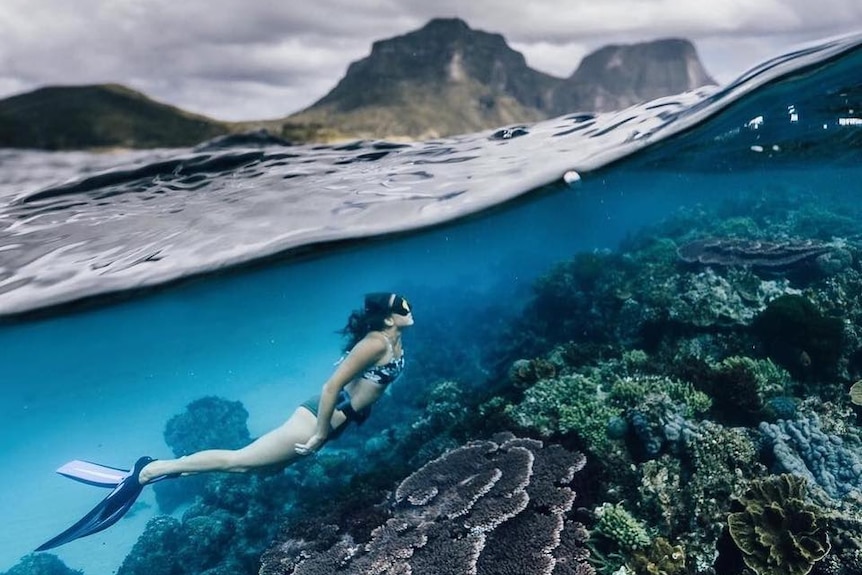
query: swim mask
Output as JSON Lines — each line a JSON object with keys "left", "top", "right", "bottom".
{"left": 390, "top": 294, "right": 412, "bottom": 316}
{"left": 364, "top": 292, "right": 411, "bottom": 316}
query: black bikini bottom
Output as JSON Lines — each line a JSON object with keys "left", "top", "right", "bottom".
{"left": 299, "top": 389, "right": 372, "bottom": 441}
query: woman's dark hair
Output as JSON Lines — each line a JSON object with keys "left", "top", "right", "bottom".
{"left": 340, "top": 293, "right": 394, "bottom": 351}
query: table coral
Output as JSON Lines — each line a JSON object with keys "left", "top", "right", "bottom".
{"left": 260, "top": 433, "right": 594, "bottom": 575}
{"left": 677, "top": 237, "right": 832, "bottom": 269}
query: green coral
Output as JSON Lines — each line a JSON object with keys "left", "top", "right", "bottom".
{"left": 714, "top": 356, "right": 791, "bottom": 398}
{"left": 594, "top": 502, "right": 652, "bottom": 552}
{"left": 728, "top": 474, "right": 830, "bottom": 575}
{"left": 608, "top": 374, "right": 712, "bottom": 417}
{"left": 630, "top": 537, "right": 687, "bottom": 575}
{"left": 505, "top": 373, "right": 621, "bottom": 455}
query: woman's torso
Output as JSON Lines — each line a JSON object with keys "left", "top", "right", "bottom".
{"left": 344, "top": 333, "right": 404, "bottom": 410}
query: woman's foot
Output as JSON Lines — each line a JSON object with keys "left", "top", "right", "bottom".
{"left": 137, "top": 459, "right": 165, "bottom": 485}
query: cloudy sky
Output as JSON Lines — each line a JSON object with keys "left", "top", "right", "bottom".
{"left": 1, "top": 0, "right": 859, "bottom": 121}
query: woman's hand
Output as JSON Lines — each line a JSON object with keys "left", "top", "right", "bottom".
{"left": 295, "top": 433, "right": 327, "bottom": 456}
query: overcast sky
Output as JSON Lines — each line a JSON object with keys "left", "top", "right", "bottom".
{"left": 1, "top": 0, "right": 859, "bottom": 121}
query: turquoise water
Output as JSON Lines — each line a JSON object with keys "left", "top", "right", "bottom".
{"left": 1, "top": 33, "right": 862, "bottom": 575}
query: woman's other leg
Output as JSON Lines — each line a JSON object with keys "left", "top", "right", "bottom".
{"left": 139, "top": 407, "right": 318, "bottom": 483}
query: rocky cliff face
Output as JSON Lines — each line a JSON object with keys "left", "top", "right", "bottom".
{"left": 315, "top": 18, "right": 558, "bottom": 113}
{"left": 286, "top": 18, "right": 716, "bottom": 140}
{"left": 550, "top": 38, "right": 716, "bottom": 114}
{"left": 287, "top": 18, "right": 558, "bottom": 140}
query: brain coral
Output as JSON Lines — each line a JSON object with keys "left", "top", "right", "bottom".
{"left": 261, "top": 432, "right": 594, "bottom": 575}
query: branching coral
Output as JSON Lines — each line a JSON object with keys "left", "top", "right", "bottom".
{"left": 608, "top": 375, "right": 712, "bottom": 418}
{"left": 592, "top": 502, "right": 651, "bottom": 552}
{"left": 727, "top": 474, "right": 830, "bottom": 575}
{"left": 505, "top": 373, "right": 622, "bottom": 457}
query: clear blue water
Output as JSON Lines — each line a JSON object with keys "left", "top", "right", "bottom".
{"left": 1, "top": 33, "right": 861, "bottom": 574}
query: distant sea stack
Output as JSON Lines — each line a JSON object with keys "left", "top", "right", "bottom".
{"left": 285, "top": 18, "right": 716, "bottom": 140}
{"left": 550, "top": 38, "right": 716, "bottom": 114}
{"left": 0, "top": 84, "right": 228, "bottom": 150}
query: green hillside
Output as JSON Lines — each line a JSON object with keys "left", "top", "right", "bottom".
{"left": 0, "top": 84, "right": 229, "bottom": 150}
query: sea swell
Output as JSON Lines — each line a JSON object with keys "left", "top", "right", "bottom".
{"left": 0, "top": 32, "right": 860, "bottom": 319}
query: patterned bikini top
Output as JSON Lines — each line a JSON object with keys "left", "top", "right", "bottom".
{"left": 360, "top": 333, "right": 405, "bottom": 386}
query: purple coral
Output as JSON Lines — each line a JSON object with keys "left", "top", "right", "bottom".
{"left": 677, "top": 237, "right": 831, "bottom": 269}
{"left": 262, "top": 433, "right": 592, "bottom": 575}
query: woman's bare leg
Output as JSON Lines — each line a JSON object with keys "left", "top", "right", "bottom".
{"left": 138, "top": 407, "right": 320, "bottom": 484}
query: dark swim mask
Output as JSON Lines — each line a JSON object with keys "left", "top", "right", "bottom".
{"left": 390, "top": 295, "right": 411, "bottom": 316}
{"left": 364, "top": 292, "right": 412, "bottom": 316}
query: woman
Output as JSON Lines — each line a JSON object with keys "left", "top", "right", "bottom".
{"left": 37, "top": 292, "right": 413, "bottom": 551}
{"left": 141, "top": 291, "right": 412, "bottom": 479}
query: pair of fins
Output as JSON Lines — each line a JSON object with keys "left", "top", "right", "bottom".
{"left": 36, "top": 456, "right": 174, "bottom": 551}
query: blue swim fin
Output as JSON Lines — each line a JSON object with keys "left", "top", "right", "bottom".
{"left": 36, "top": 456, "right": 152, "bottom": 551}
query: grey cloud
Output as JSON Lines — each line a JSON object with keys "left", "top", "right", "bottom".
{"left": 0, "top": 0, "right": 859, "bottom": 120}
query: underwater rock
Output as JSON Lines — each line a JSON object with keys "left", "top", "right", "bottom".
{"left": 117, "top": 516, "right": 184, "bottom": 575}
{"left": 154, "top": 396, "right": 253, "bottom": 512}
{"left": 163, "top": 396, "right": 251, "bottom": 456}
{"left": 677, "top": 237, "right": 832, "bottom": 270}
{"left": 260, "top": 432, "right": 594, "bottom": 575}
{"left": 2, "top": 554, "right": 83, "bottom": 575}
{"left": 727, "top": 474, "right": 830, "bottom": 575}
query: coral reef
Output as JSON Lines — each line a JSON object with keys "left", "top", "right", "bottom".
{"left": 759, "top": 411, "right": 862, "bottom": 500}
{"left": 259, "top": 433, "right": 594, "bottom": 575}
{"left": 677, "top": 237, "right": 832, "bottom": 270}
{"left": 120, "top": 471, "right": 294, "bottom": 575}
{"left": 630, "top": 537, "right": 687, "bottom": 575}
{"left": 163, "top": 396, "right": 252, "bottom": 456}
{"left": 505, "top": 373, "right": 623, "bottom": 458}
{"left": 108, "top": 192, "right": 862, "bottom": 575}
{"left": 727, "top": 474, "right": 830, "bottom": 575}
{"left": 592, "top": 502, "right": 651, "bottom": 552}
{"left": 153, "top": 396, "right": 252, "bottom": 512}
{"left": 1, "top": 554, "right": 82, "bottom": 575}
{"left": 752, "top": 294, "right": 845, "bottom": 379}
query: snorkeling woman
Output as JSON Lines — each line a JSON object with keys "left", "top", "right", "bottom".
{"left": 37, "top": 292, "right": 413, "bottom": 551}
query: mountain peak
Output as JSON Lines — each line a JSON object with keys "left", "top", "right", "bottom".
{"left": 554, "top": 38, "right": 717, "bottom": 112}
{"left": 304, "top": 17, "right": 552, "bottom": 118}
{"left": 417, "top": 17, "right": 471, "bottom": 34}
